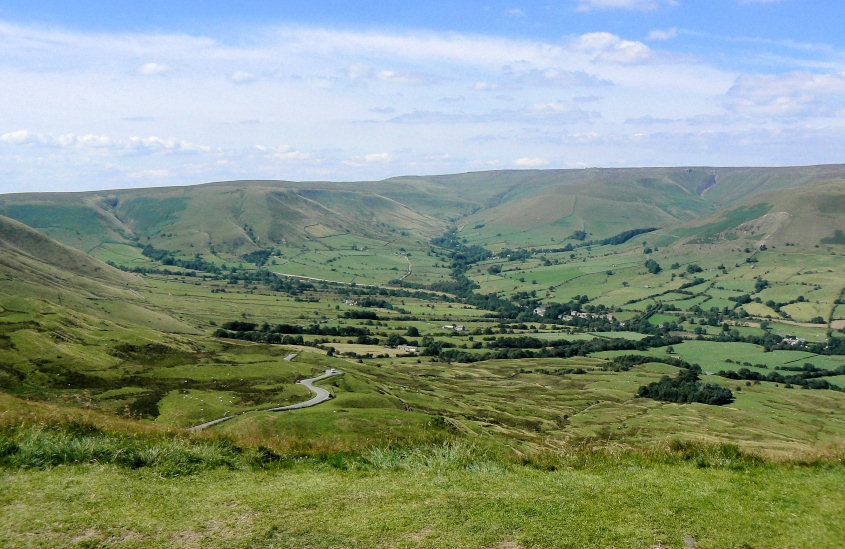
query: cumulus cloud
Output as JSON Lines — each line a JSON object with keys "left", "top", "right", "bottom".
{"left": 726, "top": 71, "right": 845, "bottom": 118}
{"left": 137, "top": 62, "right": 171, "bottom": 75}
{"left": 1, "top": 130, "right": 36, "bottom": 144}
{"left": 126, "top": 136, "right": 210, "bottom": 153}
{"left": 1, "top": 130, "right": 210, "bottom": 154}
{"left": 569, "top": 32, "right": 653, "bottom": 64}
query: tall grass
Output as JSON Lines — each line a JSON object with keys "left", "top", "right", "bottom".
{"left": 0, "top": 423, "right": 250, "bottom": 476}
{"left": 2, "top": 392, "right": 841, "bottom": 478}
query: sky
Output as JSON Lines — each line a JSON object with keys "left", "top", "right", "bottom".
{"left": 1, "top": 0, "right": 845, "bottom": 193}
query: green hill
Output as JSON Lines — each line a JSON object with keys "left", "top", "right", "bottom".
{"left": 667, "top": 178, "right": 845, "bottom": 249}
{"left": 4, "top": 165, "right": 845, "bottom": 262}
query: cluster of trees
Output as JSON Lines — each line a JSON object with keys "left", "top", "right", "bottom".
{"left": 424, "top": 334, "right": 681, "bottom": 363}
{"left": 342, "top": 310, "right": 380, "bottom": 320}
{"left": 357, "top": 297, "right": 393, "bottom": 309}
{"left": 115, "top": 246, "right": 323, "bottom": 296}
{"left": 598, "top": 227, "right": 659, "bottom": 246}
{"left": 608, "top": 354, "right": 690, "bottom": 371}
{"left": 718, "top": 364, "right": 843, "bottom": 391}
{"left": 141, "top": 245, "right": 223, "bottom": 273}
{"left": 241, "top": 249, "right": 273, "bottom": 266}
{"left": 214, "top": 321, "right": 373, "bottom": 343}
{"left": 637, "top": 365, "right": 734, "bottom": 405}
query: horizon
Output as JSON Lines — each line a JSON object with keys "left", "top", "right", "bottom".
{"left": 0, "top": 162, "right": 845, "bottom": 196}
{"left": 2, "top": 1, "right": 845, "bottom": 193}
{"left": 3, "top": 162, "right": 845, "bottom": 196}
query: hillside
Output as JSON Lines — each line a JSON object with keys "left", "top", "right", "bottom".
{"left": 668, "top": 178, "right": 845, "bottom": 249}
{"left": 0, "top": 214, "right": 138, "bottom": 291}
{"left": 3, "top": 165, "right": 845, "bottom": 264}
{"left": 0, "top": 181, "right": 449, "bottom": 258}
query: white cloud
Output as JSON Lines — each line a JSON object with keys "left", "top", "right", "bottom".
{"left": 347, "top": 63, "right": 373, "bottom": 79}
{"left": 646, "top": 28, "right": 678, "bottom": 41}
{"left": 128, "top": 169, "right": 172, "bottom": 179}
{"left": 0, "top": 20, "right": 843, "bottom": 192}
{"left": 474, "top": 81, "right": 499, "bottom": 91}
{"left": 388, "top": 102, "right": 593, "bottom": 125}
{"left": 726, "top": 71, "right": 845, "bottom": 118}
{"left": 137, "top": 62, "right": 171, "bottom": 75}
{"left": 1, "top": 130, "right": 36, "bottom": 144}
{"left": 230, "top": 71, "right": 256, "bottom": 83}
{"left": 574, "top": 0, "right": 676, "bottom": 12}
{"left": 569, "top": 32, "right": 653, "bottom": 64}
{"left": 126, "top": 136, "right": 210, "bottom": 153}
{"left": 273, "top": 145, "right": 310, "bottom": 160}
{"left": 364, "top": 152, "right": 392, "bottom": 162}
{"left": 506, "top": 8, "right": 526, "bottom": 16}
{"left": 514, "top": 157, "right": 549, "bottom": 166}
{"left": 376, "top": 70, "right": 435, "bottom": 86}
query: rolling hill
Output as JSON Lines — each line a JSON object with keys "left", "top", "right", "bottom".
{"left": 3, "top": 165, "right": 845, "bottom": 264}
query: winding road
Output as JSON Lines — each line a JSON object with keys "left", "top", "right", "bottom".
{"left": 187, "top": 369, "right": 343, "bottom": 431}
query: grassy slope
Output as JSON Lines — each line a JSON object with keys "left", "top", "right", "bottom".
{"left": 0, "top": 392, "right": 842, "bottom": 548}
{"left": 3, "top": 165, "right": 845, "bottom": 259}
{"left": 669, "top": 178, "right": 845, "bottom": 248}
{"left": 3, "top": 457, "right": 842, "bottom": 548}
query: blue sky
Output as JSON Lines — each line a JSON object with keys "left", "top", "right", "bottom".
{"left": 1, "top": 0, "right": 844, "bottom": 192}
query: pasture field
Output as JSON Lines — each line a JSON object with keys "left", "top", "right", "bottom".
{"left": 594, "top": 340, "right": 845, "bottom": 375}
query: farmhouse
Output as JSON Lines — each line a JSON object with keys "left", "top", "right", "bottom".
{"left": 782, "top": 337, "right": 806, "bottom": 346}
{"left": 442, "top": 324, "right": 465, "bottom": 331}
{"left": 533, "top": 306, "right": 547, "bottom": 316}
{"left": 559, "top": 311, "right": 615, "bottom": 322}
{"left": 344, "top": 298, "right": 358, "bottom": 306}
{"left": 396, "top": 344, "right": 418, "bottom": 353}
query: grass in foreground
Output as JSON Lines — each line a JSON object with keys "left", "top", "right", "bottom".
{"left": 0, "top": 412, "right": 843, "bottom": 548}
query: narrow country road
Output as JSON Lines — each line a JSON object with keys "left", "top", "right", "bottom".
{"left": 398, "top": 253, "right": 412, "bottom": 281}
{"left": 187, "top": 369, "right": 342, "bottom": 431}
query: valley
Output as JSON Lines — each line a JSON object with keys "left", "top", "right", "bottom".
{"left": 1, "top": 166, "right": 844, "bottom": 547}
